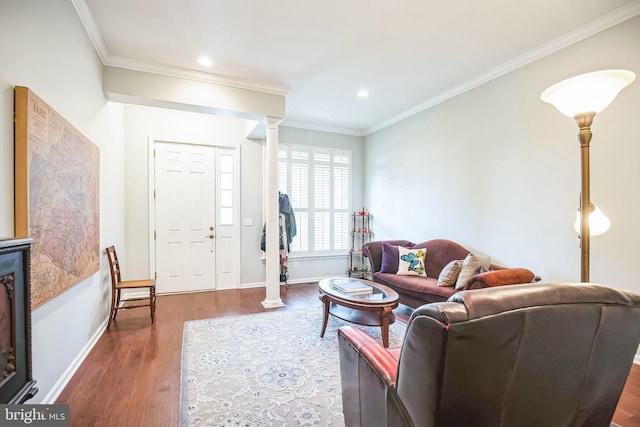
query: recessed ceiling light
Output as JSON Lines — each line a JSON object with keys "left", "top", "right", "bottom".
{"left": 198, "top": 57, "right": 213, "bottom": 67}
{"left": 357, "top": 90, "right": 369, "bottom": 98}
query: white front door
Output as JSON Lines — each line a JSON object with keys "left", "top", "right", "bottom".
{"left": 155, "top": 142, "right": 217, "bottom": 293}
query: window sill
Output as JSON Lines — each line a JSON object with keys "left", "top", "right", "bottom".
{"left": 260, "top": 253, "right": 348, "bottom": 262}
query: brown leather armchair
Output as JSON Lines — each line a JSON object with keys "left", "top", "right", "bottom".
{"left": 338, "top": 282, "right": 640, "bottom": 427}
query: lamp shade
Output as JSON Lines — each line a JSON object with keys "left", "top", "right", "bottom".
{"left": 541, "top": 69, "right": 635, "bottom": 117}
{"left": 574, "top": 204, "right": 611, "bottom": 237}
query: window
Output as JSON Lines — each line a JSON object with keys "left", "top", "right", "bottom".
{"left": 278, "top": 144, "right": 351, "bottom": 255}
{"left": 218, "top": 150, "right": 234, "bottom": 225}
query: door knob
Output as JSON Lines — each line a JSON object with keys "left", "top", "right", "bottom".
{"left": 206, "top": 234, "right": 214, "bottom": 239}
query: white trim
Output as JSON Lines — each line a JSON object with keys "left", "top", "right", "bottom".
{"left": 215, "top": 145, "right": 242, "bottom": 290}
{"left": 104, "top": 55, "right": 290, "bottom": 96}
{"left": 280, "top": 119, "right": 366, "bottom": 137}
{"left": 261, "top": 299, "right": 285, "bottom": 309}
{"left": 148, "top": 137, "right": 156, "bottom": 280}
{"left": 260, "top": 253, "right": 349, "bottom": 263}
{"left": 70, "top": 0, "right": 107, "bottom": 63}
{"left": 635, "top": 354, "right": 640, "bottom": 365}
{"left": 242, "top": 276, "right": 347, "bottom": 289}
{"left": 40, "top": 319, "right": 108, "bottom": 403}
{"left": 72, "top": 0, "right": 289, "bottom": 97}
{"left": 364, "top": 1, "right": 640, "bottom": 135}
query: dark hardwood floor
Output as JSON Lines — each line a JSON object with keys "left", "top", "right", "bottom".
{"left": 56, "top": 283, "right": 640, "bottom": 427}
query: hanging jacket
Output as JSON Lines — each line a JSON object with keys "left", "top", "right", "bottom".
{"left": 279, "top": 192, "right": 297, "bottom": 245}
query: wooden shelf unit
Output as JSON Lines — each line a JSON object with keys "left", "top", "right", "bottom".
{"left": 349, "top": 212, "right": 373, "bottom": 278}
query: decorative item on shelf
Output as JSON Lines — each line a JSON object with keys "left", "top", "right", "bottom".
{"left": 349, "top": 210, "right": 373, "bottom": 278}
{"left": 541, "top": 69, "right": 635, "bottom": 282}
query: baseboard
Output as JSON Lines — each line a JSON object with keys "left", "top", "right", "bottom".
{"left": 40, "top": 318, "right": 108, "bottom": 403}
{"left": 635, "top": 354, "right": 640, "bottom": 365}
{"left": 240, "top": 277, "right": 329, "bottom": 289}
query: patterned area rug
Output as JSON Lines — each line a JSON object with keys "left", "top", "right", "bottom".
{"left": 180, "top": 306, "right": 406, "bottom": 426}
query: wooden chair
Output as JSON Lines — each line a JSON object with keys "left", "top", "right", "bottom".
{"left": 106, "top": 246, "right": 156, "bottom": 328}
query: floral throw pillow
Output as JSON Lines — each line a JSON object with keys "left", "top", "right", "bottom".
{"left": 397, "top": 246, "right": 427, "bottom": 277}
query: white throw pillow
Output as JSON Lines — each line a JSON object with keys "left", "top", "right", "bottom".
{"left": 455, "top": 253, "right": 491, "bottom": 289}
{"left": 397, "top": 246, "right": 427, "bottom": 277}
{"left": 438, "top": 260, "right": 463, "bottom": 287}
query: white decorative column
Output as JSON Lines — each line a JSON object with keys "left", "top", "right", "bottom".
{"left": 262, "top": 117, "right": 285, "bottom": 308}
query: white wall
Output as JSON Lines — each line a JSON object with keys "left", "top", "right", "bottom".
{"left": 364, "top": 16, "right": 640, "bottom": 355}
{"left": 0, "top": 0, "right": 125, "bottom": 402}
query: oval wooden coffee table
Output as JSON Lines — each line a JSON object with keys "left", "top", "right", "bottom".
{"left": 318, "top": 277, "right": 399, "bottom": 347}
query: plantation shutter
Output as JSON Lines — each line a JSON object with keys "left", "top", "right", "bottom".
{"left": 277, "top": 144, "right": 351, "bottom": 256}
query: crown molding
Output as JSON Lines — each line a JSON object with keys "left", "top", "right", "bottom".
{"left": 72, "top": 0, "right": 289, "bottom": 96}
{"left": 103, "top": 55, "right": 290, "bottom": 96}
{"left": 71, "top": 0, "right": 107, "bottom": 63}
{"left": 280, "top": 120, "right": 366, "bottom": 137}
{"left": 364, "top": 0, "right": 640, "bottom": 135}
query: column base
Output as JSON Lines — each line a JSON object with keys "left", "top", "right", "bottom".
{"left": 261, "top": 298, "right": 285, "bottom": 309}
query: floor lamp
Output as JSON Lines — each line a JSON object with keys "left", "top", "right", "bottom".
{"left": 541, "top": 69, "right": 635, "bottom": 282}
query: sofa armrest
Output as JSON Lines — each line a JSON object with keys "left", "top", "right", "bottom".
{"left": 362, "top": 240, "right": 413, "bottom": 273}
{"left": 464, "top": 268, "right": 535, "bottom": 290}
{"left": 339, "top": 326, "right": 400, "bottom": 386}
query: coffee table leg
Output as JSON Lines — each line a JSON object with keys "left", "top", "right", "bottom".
{"left": 320, "top": 294, "right": 330, "bottom": 338}
{"left": 380, "top": 306, "right": 394, "bottom": 348}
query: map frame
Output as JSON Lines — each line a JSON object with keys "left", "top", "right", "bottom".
{"left": 14, "top": 87, "right": 100, "bottom": 310}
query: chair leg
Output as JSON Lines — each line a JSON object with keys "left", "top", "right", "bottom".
{"left": 150, "top": 286, "right": 156, "bottom": 323}
{"left": 113, "top": 289, "right": 121, "bottom": 320}
{"left": 107, "top": 287, "right": 117, "bottom": 328}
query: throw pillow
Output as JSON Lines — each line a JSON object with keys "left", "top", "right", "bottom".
{"left": 437, "top": 259, "right": 463, "bottom": 287}
{"left": 397, "top": 246, "right": 427, "bottom": 277}
{"left": 380, "top": 243, "right": 400, "bottom": 273}
{"left": 473, "top": 265, "right": 491, "bottom": 275}
{"left": 455, "top": 253, "right": 491, "bottom": 289}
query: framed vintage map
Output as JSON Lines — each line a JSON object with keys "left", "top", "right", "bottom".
{"left": 14, "top": 87, "right": 100, "bottom": 309}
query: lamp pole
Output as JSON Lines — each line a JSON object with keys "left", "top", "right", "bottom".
{"left": 541, "top": 69, "right": 635, "bottom": 284}
{"left": 576, "top": 112, "right": 595, "bottom": 283}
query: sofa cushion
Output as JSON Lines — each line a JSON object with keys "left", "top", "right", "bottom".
{"left": 456, "top": 253, "right": 492, "bottom": 289}
{"left": 437, "top": 260, "right": 463, "bottom": 287}
{"left": 464, "top": 268, "right": 536, "bottom": 290}
{"left": 374, "top": 272, "right": 458, "bottom": 300}
{"left": 397, "top": 247, "right": 427, "bottom": 276}
{"left": 380, "top": 242, "right": 400, "bottom": 273}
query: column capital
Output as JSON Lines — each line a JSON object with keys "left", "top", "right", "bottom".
{"left": 265, "top": 116, "right": 282, "bottom": 129}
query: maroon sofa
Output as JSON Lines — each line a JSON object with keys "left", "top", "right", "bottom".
{"left": 362, "top": 239, "right": 536, "bottom": 308}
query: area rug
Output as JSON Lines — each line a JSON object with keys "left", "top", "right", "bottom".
{"left": 180, "top": 306, "right": 406, "bottom": 426}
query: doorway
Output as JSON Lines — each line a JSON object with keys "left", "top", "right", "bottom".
{"left": 152, "top": 139, "right": 240, "bottom": 294}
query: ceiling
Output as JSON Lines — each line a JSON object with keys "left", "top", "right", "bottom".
{"left": 74, "top": 0, "right": 639, "bottom": 135}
